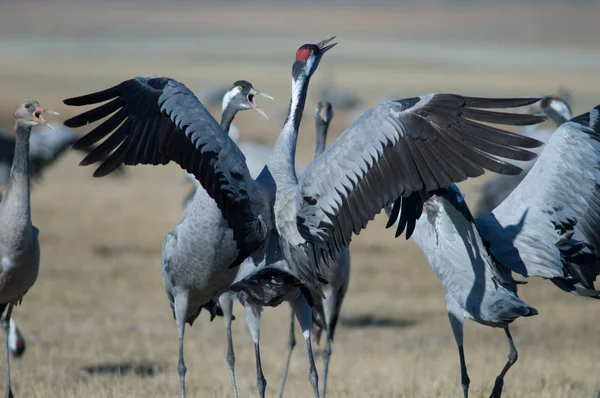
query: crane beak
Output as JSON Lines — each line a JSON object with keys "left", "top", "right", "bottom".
{"left": 317, "top": 36, "right": 337, "bottom": 53}
{"left": 248, "top": 88, "right": 272, "bottom": 121}
{"left": 252, "top": 89, "right": 274, "bottom": 101}
{"left": 34, "top": 106, "right": 60, "bottom": 131}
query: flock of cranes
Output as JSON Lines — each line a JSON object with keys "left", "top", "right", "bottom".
{"left": 0, "top": 36, "right": 598, "bottom": 398}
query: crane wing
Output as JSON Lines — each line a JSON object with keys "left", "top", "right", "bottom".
{"left": 476, "top": 105, "right": 600, "bottom": 296}
{"left": 63, "top": 77, "right": 268, "bottom": 257}
{"left": 296, "top": 94, "right": 545, "bottom": 258}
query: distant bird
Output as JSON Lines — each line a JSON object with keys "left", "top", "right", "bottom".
{"left": 391, "top": 103, "right": 600, "bottom": 397}
{"left": 0, "top": 100, "right": 57, "bottom": 398}
{"left": 66, "top": 80, "right": 270, "bottom": 398}
{"left": 476, "top": 96, "right": 573, "bottom": 216}
{"left": 63, "top": 37, "right": 545, "bottom": 398}
{"left": 279, "top": 101, "right": 350, "bottom": 398}
{"left": 0, "top": 122, "right": 125, "bottom": 190}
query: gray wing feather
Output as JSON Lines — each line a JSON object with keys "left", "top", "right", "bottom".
{"left": 297, "top": 94, "right": 545, "bottom": 258}
{"left": 476, "top": 106, "right": 600, "bottom": 295}
{"left": 63, "top": 77, "right": 268, "bottom": 258}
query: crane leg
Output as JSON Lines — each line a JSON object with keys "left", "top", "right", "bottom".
{"left": 244, "top": 304, "right": 266, "bottom": 398}
{"left": 278, "top": 306, "right": 296, "bottom": 398}
{"left": 321, "top": 289, "right": 341, "bottom": 398}
{"left": 448, "top": 311, "right": 469, "bottom": 398}
{"left": 489, "top": 326, "right": 518, "bottom": 398}
{"left": 219, "top": 293, "right": 239, "bottom": 398}
{"left": 321, "top": 333, "right": 332, "bottom": 398}
{"left": 174, "top": 295, "right": 188, "bottom": 398}
{"left": 2, "top": 304, "right": 14, "bottom": 398}
{"left": 290, "top": 295, "right": 320, "bottom": 398}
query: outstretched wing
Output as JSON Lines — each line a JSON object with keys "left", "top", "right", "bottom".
{"left": 63, "top": 77, "right": 268, "bottom": 257}
{"left": 296, "top": 94, "right": 544, "bottom": 257}
{"left": 476, "top": 105, "right": 600, "bottom": 296}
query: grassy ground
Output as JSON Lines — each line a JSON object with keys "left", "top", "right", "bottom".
{"left": 0, "top": 2, "right": 600, "bottom": 397}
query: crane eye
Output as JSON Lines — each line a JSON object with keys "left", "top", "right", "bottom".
{"left": 25, "top": 104, "right": 31, "bottom": 109}
{"left": 237, "top": 86, "right": 243, "bottom": 91}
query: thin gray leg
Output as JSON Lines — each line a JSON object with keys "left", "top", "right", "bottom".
{"left": 290, "top": 295, "right": 319, "bottom": 398}
{"left": 321, "top": 334, "right": 332, "bottom": 398}
{"left": 278, "top": 307, "right": 296, "bottom": 398}
{"left": 321, "top": 290, "right": 339, "bottom": 398}
{"left": 219, "top": 294, "right": 239, "bottom": 398}
{"left": 3, "top": 305, "right": 14, "bottom": 398}
{"left": 448, "top": 311, "right": 469, "bottom": 398}
{"left": 489, "top": 326, "right": 518, "bottom": 398}
{"left": 174, "top": 295, "right": 188, "bottom": 398}
{"left": 244, "top": 304, "right": 266, "bottom": 398}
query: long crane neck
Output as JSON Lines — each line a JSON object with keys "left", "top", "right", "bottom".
{"left": 314, "top": 119, "right": 329, "bottom": 157}
{"left": 3, "top": 123, "right": 32, "bottom": 219}
{"left": 220, "top": 104, "right": 238, "bottom": 135}
{"left": 267, "top": 74, "right": 311, "bottom": 188}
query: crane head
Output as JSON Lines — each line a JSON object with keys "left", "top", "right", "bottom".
{"left": 14, "top": 99, "right": 60, "bottom": 131}
{"left": 222, "top": 80, "right": 273, "bottom": 121}
{"left": 539, "top": 96, "right": 573, "bottom": 125}
{"left": 316, "top": 100, "right": 334, "bottom": 124}
{"left": 293, "top": 36, "right": 337, "bottom": 80}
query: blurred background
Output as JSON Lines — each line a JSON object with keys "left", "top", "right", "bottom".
{"left": 1, "top": 1, "right": 600, "bottom": 397}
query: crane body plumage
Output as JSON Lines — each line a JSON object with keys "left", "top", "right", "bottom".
{"left": 0, "top": 124, "right": 40, "bottom": 306}
{"left": 412, "top": 187, "right": 537, "bottom": 327}
{"left": 163, "top": 188, "right": 239, "bottom": 322}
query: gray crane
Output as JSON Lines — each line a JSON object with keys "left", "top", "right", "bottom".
{"left": 476, "top": 95, "right": 573, "bottom": 216}
{"left": 278, "top": 101, "right": 350, "bottom": 398}
{"left": 0, "top": 100, "right": 58, "bottom": 398}
{"left": 389, "top": 102, "right": 600, "bottom": 397}
{"left": 66, "top": 80, "right": 270, "bottom": 398}
{"left": 63, "top": 37, "right": 545, "bottom": 398}
{"left": 157, "top": 80, "right": 271, "bottom": 398}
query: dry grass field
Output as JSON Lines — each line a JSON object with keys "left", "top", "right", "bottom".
{"left": 1, "top": 2, "right": 600, "bottom": 397}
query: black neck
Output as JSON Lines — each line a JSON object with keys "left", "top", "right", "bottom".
{"left": 220, "top": 105, "right": 238, "bottom": 135}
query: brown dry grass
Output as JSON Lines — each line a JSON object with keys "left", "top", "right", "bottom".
{"left": 0, "top": 2, "right": 600, "bottom": 397}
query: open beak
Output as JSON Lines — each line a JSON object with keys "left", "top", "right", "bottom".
{"left": 317, "top": 36, "right": 337, "bottom": 54}
{"left": 248, "top": 88, "right": 273, "bottom": 121}
{"left": 34, "top": 106, "right": 60, "bottom": 131}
